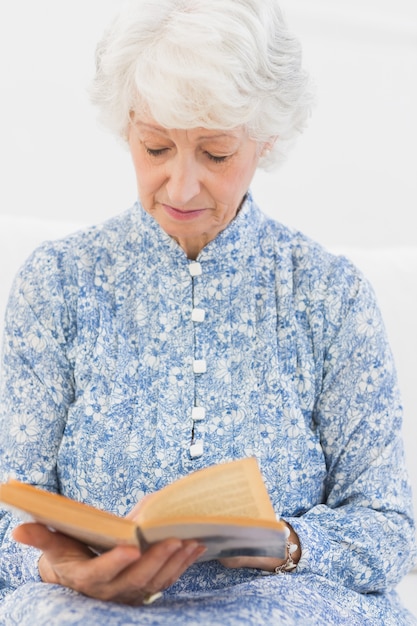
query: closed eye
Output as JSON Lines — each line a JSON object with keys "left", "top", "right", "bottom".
{"left": 145, "top": 146, "right": 229, "bottom": 163}
{"left": 145, "top": 147, "right": 169, "bottom": 157}
{"left": 205, "top": 152, "right": 229, "bottom": 163}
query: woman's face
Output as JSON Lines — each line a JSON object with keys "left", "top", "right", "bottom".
{"left": 128, "top": 113, "right": 263, "bottom": 259}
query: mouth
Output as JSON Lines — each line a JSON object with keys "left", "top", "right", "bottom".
{"left": 161, "top": 204, "right": 207, "bottom": 221}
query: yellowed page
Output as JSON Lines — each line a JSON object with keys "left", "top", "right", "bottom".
{"left": 0, "top": 481, "right": 139, "bottom": 549}
{"left": 137, "top": 457, "right": 276, "bottom": 523}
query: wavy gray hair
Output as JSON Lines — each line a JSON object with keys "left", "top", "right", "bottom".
{"left": 90, "top": 0, "right": 314, "bottom": 169}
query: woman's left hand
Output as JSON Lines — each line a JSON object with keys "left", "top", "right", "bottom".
{"left": 219, "top": 521, "right": 301, "bottom": 573}
{"left": 219, "top": 555, "right": 285, "bottom": 571}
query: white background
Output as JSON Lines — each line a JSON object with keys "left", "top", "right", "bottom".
{"left": 0, "top": 0, "right": 416, "bottom": 249}
{"left": 0, "top": 0, "right": 416, "bottom": 611}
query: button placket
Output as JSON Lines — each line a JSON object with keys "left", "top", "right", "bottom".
{"left": 189, "top": 261, "right": 206, "bottom": 459}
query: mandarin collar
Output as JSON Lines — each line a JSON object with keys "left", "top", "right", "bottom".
{"left": 132, "top": 191, "right": 263, "bottom": 270}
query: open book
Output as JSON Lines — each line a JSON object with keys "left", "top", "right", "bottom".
{"left": 0, "top": 457, "right": 286, "bottom": 561}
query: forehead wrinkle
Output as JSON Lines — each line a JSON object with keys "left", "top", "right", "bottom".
{"left": 133, "top": 120, "right": 240, "bottom": 143}
{"left": 134, "top": 121, "right": 169, "bottom": 135}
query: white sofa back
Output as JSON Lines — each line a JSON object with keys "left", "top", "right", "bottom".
{"left": 0, "top": 215, "right": 416, "bottom": 527}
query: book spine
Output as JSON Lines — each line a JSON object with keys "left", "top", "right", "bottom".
{"left": 135, "top": 526, "right": 151, "bottom": 552}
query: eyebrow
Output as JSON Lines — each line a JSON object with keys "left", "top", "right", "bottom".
{"left": 197, "top": 133, "right": 237, "bottom": 141}
{"left": 134, "top": 122, "right": 238, "bottom": 141}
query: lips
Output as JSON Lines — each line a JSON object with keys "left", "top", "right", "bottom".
{"left": 162, "top": 204, "right": 207, "bottom": 221}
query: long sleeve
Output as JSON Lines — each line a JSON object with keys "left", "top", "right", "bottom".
{"left": 0, "top": 244, "right": 75, "bottom": 592}
{"left": 286, "top": 263, "right": 416, "bottom": 592}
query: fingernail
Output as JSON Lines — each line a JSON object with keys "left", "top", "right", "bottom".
{"left": 195, "top": 545, "right": 207, "bottom": 558}
{"left": 167, "top": 540, "right": 183, "bottom": 554}
{"left": 143, "top": 591, "right": 163, "bottom": 605}
{"left": 184, "top": 541, "right": 199, "bottom": 556}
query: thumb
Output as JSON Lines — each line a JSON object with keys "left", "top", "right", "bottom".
{"left": 12, "top": 522, "right": 93, "bottom": 558}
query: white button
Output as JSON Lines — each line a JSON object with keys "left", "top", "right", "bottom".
{"left": 192, "top": 407, "right": 206, "bottom": 421}
{"left": 191, "top": 308, "right": 205, "bottom": 322}
{"left": 190, "top": 442, "right": 204, "bottom": 458}
{"left": 193, "top": 359, "right": 207, "bottom": 373}
{"left": 189, "top": 262, "right": 202, "bottom": 277}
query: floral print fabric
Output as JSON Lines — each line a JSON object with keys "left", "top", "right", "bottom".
{"left": 0, "top": 193, "right": 416, "bottom": 624}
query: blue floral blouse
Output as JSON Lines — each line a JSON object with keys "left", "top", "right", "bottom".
{"left": 0, "top": 193, "right": 416, "bottom": 625}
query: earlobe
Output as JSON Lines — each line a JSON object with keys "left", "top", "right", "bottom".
{"left": 261, "top": 136, "right": 278, "bottom": 158}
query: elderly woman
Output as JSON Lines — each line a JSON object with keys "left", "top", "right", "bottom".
{"left": 0, "top": 0, "right": 416, "bottom": 624}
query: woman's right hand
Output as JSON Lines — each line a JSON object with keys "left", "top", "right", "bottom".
{"left": 13, "top": 522, "right": 205, "bottom": 606}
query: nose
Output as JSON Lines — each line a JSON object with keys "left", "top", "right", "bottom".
{"left": 165, "top": 153, "right": 201, "bottom": 206}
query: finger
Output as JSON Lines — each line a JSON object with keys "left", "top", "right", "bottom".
{"left": 81, "top": 539, "right": 184, "bottom": 604}
{"left": 75, "top": 539, "right": 182, "bottom": 595}
{"left": 13, "top": 523, "right": 144, "bottom": 587}
{"left": 104, "top": 540, "right": 205, "bottom": 605}
{"left": 219, "top": 555, "right": 281, "bottom": 570}
{"left": 13, "top": 522, "right": 61, "bottom": 547}
{"left": 119, "top": 538, "right": 183, "bottom": 583}
{"left": 13, "top": 523, "right": 92, "bottom": 558}
{"left": 218, "top": 556, "right": 246, "bottom": 569}
{"left": 144, "top": 541, "right": 207, "bottom": 594}
{"left": 91, "top": 545, "right": 145, "bottom": 581}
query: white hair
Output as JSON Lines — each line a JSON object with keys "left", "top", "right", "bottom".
{"left": 90, "top": 0, "right": 314, "bottom": 169}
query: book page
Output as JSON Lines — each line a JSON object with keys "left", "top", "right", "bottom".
{"left": 138, "top": 458, "right": 276, "bottom": 524}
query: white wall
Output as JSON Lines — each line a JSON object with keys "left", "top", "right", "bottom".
{"left": 0, "top": 0, "right": 416, "bottom": 248}
{"left": 254, "top": 0, "right": 417, "bottom": 249}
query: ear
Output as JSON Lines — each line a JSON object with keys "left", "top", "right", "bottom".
{"left": 260, "top": 136, "right": 278, "bottom": 158}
